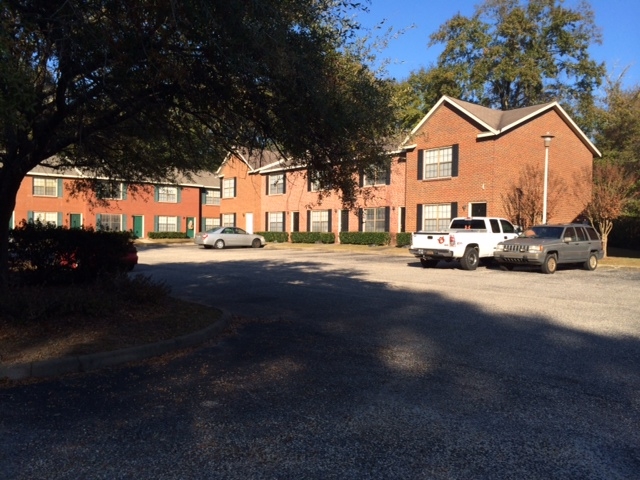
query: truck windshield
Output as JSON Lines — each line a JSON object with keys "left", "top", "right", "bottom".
{"left": 526, "top": 226, "right": 564, "bottom": 239}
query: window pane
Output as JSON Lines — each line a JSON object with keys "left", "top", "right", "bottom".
{"left": 310, "top": 211, "right": 329, "bottom": 232}
{"left": 98, "top": 214, "right": 122, "bottom": 231}
{"left": 269, "top": 174, "right": 284, "bottom": 195}
{"left": 269, "top": 212, "right": 284, "bottom": 232}
{"left": 422, "top": 204, "right": 451, "bottom": 231}
{"left": 223, "top": 179, "right": 235, "bottom": 198}
{"left": 33, "top": 178, "right": 57, "bottom": 196}
{"left": 158, "top": 187, "right": 177, "bottom": 203}
{"left": 157, "top": 216, "right": 177, "bottom": 232}
{"left": 423, "top": 147, "right": 453, "bottom": 179}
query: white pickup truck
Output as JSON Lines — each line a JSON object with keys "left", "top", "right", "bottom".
{"left": 409, "top": 217, "right": 519, "bottom": 270}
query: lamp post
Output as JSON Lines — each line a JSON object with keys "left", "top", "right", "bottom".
{"left": 541, "top": 133, "right": 554, "bottom": 224}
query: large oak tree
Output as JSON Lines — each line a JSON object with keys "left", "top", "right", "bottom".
{"left": 0, "top": 0, "right": 397, "bottom": 287}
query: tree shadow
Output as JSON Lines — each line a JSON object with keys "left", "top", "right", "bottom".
{"left": 2, "top": 256, "right": 639, "bottom": 479}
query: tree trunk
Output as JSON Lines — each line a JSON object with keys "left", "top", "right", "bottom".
{"left": 0, "top": 167, "right": 26, "bottom": 289}
{"left": 598, "top": 219, "right": 614, "bottom": 259}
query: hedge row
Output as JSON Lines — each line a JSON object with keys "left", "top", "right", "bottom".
{"left": 290, "top": 232, "right": 335, "bottom": 244}
{"left": 339, "top": 232, "right": 391, "bottom": 246}
{"left": 255, "top": 231, "right": 289, "bottom": 243}
{"left": 395, "top": 232, "right": 412, "bottom": 247}
{"left": 148, "top": 231, "right": 189, "bottom": 239}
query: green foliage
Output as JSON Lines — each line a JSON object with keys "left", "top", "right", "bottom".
{"left": 339, "top": 232, "right": 390, "bottom": 246}
{"left": 148, "top": 231, "right": 189, "bottom": 239}
{"left": 290, "top": 232, "right": 335, "bottom": 244}
{"left": 608, "top": 216, "right": 640, "bottom": 251}
{"left": 256, "top": 232, "right": 289, "bottom": 243}
{"left": 395, "top": 232, "right": 412, "bottom": 247}
{"left": 9, "top": 221, "right": 136, "bottom": 286}
{"left": 397, "top": 0, "right": 605, "bottom": 128}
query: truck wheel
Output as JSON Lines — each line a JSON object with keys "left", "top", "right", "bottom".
{"left": 460, "top": 247, "right": 479, "bottom": 270}
{"left": 583, "top": 253, "right": 598, "bottom": 271}
{"left": 420, "top": 259, "right": 438, "bottom": 268}
{"left": 541, "top": 254, "right": 557, "bottom": 274}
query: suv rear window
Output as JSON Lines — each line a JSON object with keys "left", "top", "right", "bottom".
{"left": 585, "top": 227, "right": 600, "bottom": 240}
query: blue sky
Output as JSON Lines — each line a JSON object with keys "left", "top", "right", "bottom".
{"left": 356, "top": 0, "right": 639, "bottom": 89}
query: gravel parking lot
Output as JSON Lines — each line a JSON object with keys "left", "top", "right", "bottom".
{"left": 2, "top": 244, "right": 639, "bottom": 479}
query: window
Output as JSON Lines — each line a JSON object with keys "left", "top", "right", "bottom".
{"left": 98, "top": 214, "right": 123, "bottom": 231}
{"left": 157, "top": 216, "right": 178, "bottom": 232}
{"left": 222, "top": 178, "right": 236, "bottom": 198}
{"left": 33, "top": 177, "right": 58, "bottom": 197}
{"left": 268, "top": 212, "right": 285, "bottom": 232}
{"left": 422, "top": 204, "right": 451, "bottom": 231}
{"left": 97, "top": 181, "right": 126, "bottom": 200}
{"left": 268, "top": 174, "right": 285, "bottom": 195}
{"left": 221, "top": 213, "right": 236, "bottom": 227}
{"left": 363, "top": 207, "right": 387, "bottom": 232}
{"left": 203, "top": 189, "right": 221, "bottom": 205}
{"left": 362, "top": 166, "right": 389, "bottom": 186}
{"left": 157, "top": 186, "right": 178, "bottom": 203}
{"left": 420, "top": 146, "right": 457, "bottom": 179}
{"left": 310, "top": 210, "right": 329, "bottom": 232}
{"left": 32, "top": 212, "right": 59, "bottom": 226}
{"left": 204, "top": 217, "right": 221, "bottom": 230}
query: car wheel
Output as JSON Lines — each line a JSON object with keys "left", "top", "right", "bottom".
{"left": 460, "top": 247, "right": 479, "bottom": 270}
{"left": 541, "top": 254, "right": 557, "bottom": 274}
{"left": 214, "top": 239, "right": 225, "bottom": 249}
{"left": 251, "top": 238, "right": 261, "bottom": 248}
{"left": 583, "top": 252, "right": 598, "bottom": 271}
{"left": 420, "top": 258, "right": 438, "bottom": 268}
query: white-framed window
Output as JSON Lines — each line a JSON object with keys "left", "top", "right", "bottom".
{"left": 363, "top": 166, "right": 389, "bottom": 186}
{"left": 422, "top": 146, "right": 453, "bottom": 179}
{"left": 157, "top": 215, "right": 178, "bottom": 232}
{"left": 204, "top": 189, "right": 221, "bottom": 205}
{"left": 310, "top": 210, "right": 329, "bottom": 232}
{"left": 204, "top": 217, "right": 221, "bottom": 230}
{"left": 422, "top": 204, "right": 452, "bottom": 231}
{"left": 98, "top": 213, "right": 124, "bottom": 231}
{"left": 33, "top": 177, "right": 58, "bottom": 197}
{"left": 222, "top": 178, "right": 236, "bottom": 198}
{"left": 97, "top": 181, "right": 126, "bottom": 200}
{"left": 268, "top": 173, "right": 285, "bottom": 195}
{"left": 157, "top": 186, "right": 178, "bottom": 203}
{"left": 268, "top": 212, "right": 285, "bottom": 232}
{"left": 33, "top": 212, "right": 59, "bottom": 226}
{"left": 221, "top": 213, "right": 236, "bottom": 227}
{"left": 363, "top": 207, "right": 387, "bottom": 232}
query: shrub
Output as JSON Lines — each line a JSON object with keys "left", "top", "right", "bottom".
{"left": 9, "top": 220, "right": 136, "bottom": 286}
{"left": 256, "top": 231, "right": 289, "bottom": 243}
{"left": 395, "top": 232, "right": 412, "bottom": 247}
{"left": 339, "top": 232, "right": 391, "bottom": 246}
{"left": 290, "top": 232, "right": 335, "bottom": 244}
{"left": 148, "top": 231, "right": 189, "bottom": 239}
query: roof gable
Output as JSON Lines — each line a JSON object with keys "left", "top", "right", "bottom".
{"left": 405, "top": 95, "right": 601, "bottom": 157}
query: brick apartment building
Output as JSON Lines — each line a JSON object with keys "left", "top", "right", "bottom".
{"left": 12, "top": 96, "right": 600, "bottom": 241}
{"left": 402, "top": 96, "right": 601, "bottom": 232}
{"left": 12, "top": 165, "right": 221, "bottom": 238}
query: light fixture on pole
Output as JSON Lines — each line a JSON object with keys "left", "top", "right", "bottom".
{"left": 541, "top": 133, "right": 554, "bottom": 224}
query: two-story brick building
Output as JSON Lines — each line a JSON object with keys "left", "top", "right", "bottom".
{"left": 12, "top": 165, "right": 221, "bottom": 238}
{"left": 12, "top": 96, "right": 600, "bottom": 242}
{"left": 216, "top": 148, "right": 407, "bottom": 238}
{"left": 402, "top": 96, "right": 600, "bottom": 232}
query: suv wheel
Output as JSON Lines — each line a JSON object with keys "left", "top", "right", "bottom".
{"left": 583, "top": 252, "right": 598, "bottom": 271}
{"left": 541, "top": 254, "right": 557, "bottom": 274}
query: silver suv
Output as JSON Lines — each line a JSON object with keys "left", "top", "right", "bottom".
{"left": 494, "top": 223, "right": 604, "bottom": 274}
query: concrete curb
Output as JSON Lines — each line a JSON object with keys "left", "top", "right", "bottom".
{"left": 0, "top": 310, "right": 232, "bottom": 381}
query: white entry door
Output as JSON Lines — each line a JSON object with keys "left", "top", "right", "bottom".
{"left": 245, "top": 213, "right": 254, "bottom": 233}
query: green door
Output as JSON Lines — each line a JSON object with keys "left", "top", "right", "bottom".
{"left": 186, "top": 217, "right": 195, "bottom": 238}
{"left": 133, "top": 216, "right": 144, "bottom": 239}
{"left": 70, "top": 214, "right": 82, "bottom": 229}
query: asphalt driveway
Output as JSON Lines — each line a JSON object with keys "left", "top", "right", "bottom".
{"left": 2, "top": 244, "right": 639, "bottom": 479}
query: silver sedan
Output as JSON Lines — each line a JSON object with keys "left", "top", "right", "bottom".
{"left": 194, "top": 227, "right": 266, "bottom": 249}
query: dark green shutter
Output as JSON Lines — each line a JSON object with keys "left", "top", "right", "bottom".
{"left": 177, "top": 188, "right": 182, "bottom": 203}
{"left": 418, "top": 150, "right": 424, "bottom": 180}
{"left": 96, "top": 213, "right": 101, "bottom": 230}
{"left": 282, "top": 174, "right": 287, "bottom": 194}
{"left": 451, "top": 202, "right": 458, "bottom": 219}
{"left": 358, "top": 171, "right": 364, "bottom": 187}
{"left": 122, "top": 214, "right": 127, "bottom": 231}
{"left": 358, "top": 209, "right": 363, "bottom": 232}
{"left": 327, "top": 210, "right": 332, "bottom": 232}
{"left": 385, "top": 207, "right": 390, "bottom": 232}
{"left": 307, "top": 211, "right": 311, "bottom": 231}
{"left": 57, "top": 179, "right": 63, "bottom": 197}
{"left": 265, "top": 213, "right": 269, "bottom": 231}
{"left": 385, "top": 167, "right": 391, "bottom": 185}
{"left": 451, "top": 144, "right": 459, "bottom": 177}
{"left": 416, "top": 205, "right": 422, "bottom": 231}
{"left": 266, "top": 176, "right": 270, "bottom": 195}
{"left": 57, "top": 212, "right": 63, "bottom": 225}
{"left": 154, "top": 186, "right": 159, "bottom": 201}
{"left": 154, "top": 215, "right": 159, "bottom": 231}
